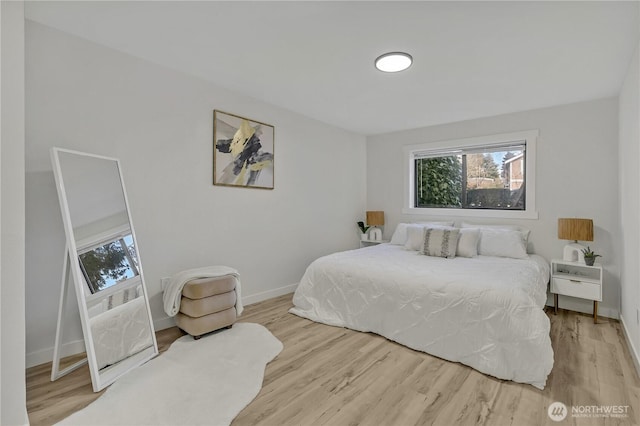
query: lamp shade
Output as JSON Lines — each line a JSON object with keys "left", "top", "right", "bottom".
{"left": 558, "top": 218, "right": 593, "bottom": 242}
{"left": 366, "top": 211, "right": 384, "bottom": 226}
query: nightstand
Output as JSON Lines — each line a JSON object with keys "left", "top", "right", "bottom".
{"left": 360, "top": 239, "right": 388, "bottom": 248}
{"left": 550, "top": 259, "right": 602, "bottom": 323}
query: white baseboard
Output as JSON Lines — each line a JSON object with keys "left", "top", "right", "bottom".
{"left": 26, "top": 339, "right": 86, "bottom": 369}
{"left": 242, "top": 282, "right": 297, "bottom": 306}
{"left": 153, "top": 283, "right": 298, "bottom": 331}
{"left": 620, "top": 313, "right": 640, "bottom": 379}
{"left": 27, "top": 283, "right": 299, "bottom": 367}
{"left": 153, "top": 315, "right": 176, "bottom": 332}
{"left": 545, "top": 295, "right": 619, "bottom": 319}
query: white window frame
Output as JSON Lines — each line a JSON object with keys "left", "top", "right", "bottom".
{"left": 403, "top": 130, "right": 539, "bottom": 219}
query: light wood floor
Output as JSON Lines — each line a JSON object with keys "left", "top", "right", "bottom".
{"left": 27, "top": 294, "right": 640, "bottom": 426}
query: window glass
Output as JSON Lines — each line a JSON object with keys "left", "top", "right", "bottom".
{"left": 415, "top": 145, "right": 525, "bottom": 210}
{"left": 404, "top": 130, "right": 537, "bottom": 219}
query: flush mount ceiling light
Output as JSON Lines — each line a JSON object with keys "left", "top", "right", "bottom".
{"left": 375, "top": 52, "right": 413, "bottom": 72}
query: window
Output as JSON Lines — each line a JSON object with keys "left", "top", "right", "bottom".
{"left": 415, "top": 143, "right": 525, "bottom": 209}
{"left": 404, "top": 130, "right": 538, "bottom": 219}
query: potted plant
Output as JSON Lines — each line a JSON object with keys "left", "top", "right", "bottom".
{"left": 357, "top": 221, "right": 370, "bottom": 241}
{"left": 581, "top": 246, "right": 601, "bottom": 266}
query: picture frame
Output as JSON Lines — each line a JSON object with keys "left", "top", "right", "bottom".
{"left": 213, "top": 110, "right": 274, "bottom": 190}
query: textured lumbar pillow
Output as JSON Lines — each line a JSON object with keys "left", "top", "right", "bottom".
{"left": 404, "top": 224, "right": 452, "bottom": 251}
{"left": 390, "top": 221, "right": 455, "bottom": 245}
{"left": 421, "top": 227, "right": 460, "bottom": 258}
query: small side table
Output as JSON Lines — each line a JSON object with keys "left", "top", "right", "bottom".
{"left": 550, "top": 259, "right": 602, "bottom": 323}
{"left": 360, "top": 239, "right": 388, "bottom": 248}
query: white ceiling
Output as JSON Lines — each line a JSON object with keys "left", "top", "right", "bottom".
{"left": 25, "top": 1, "right": 639, "bottom": 136}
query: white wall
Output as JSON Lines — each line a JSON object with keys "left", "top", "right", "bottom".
{"left": 367, "top": 98, "right": 620, "bottom": 318}
{"left": 25, "top": 22, "right": 366, "bottom": 366}
{"left": 1, "top": 1, "right": 29, "bottom": 424}
{"left": 618, "top": 38, "right": 640, "bottom": 375}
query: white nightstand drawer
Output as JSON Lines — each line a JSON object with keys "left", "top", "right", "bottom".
{"left": 552, "top": 277, "right": 602, "bottom": 302}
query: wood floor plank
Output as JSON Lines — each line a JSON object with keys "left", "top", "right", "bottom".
{"left": 26, "top": 295, "right": 640, "bottom": 426}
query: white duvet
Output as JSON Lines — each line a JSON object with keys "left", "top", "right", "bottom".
{"left": 90, "top": 297, "right": 154, "bottom": 370}
{"left": 290, "top": 244, "right": 554, "bottom": 389}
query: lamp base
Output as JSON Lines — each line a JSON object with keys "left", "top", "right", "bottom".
{"left": 563, "top": 242, "right": 586, "bottom": 263}
{"left": 369, "top": 227, "right": 382, "bottom": 241}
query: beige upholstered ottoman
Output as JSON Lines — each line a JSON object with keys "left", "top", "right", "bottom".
{"left": 175, "top": 275, "right": 238, "bottom": 339}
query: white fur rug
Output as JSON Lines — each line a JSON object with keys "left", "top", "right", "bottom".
{"left": 57, "top": 323, "right": 282, "bottom": 425}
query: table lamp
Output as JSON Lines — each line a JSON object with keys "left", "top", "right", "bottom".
{"left": 366, "top": 211, "right": 384, "bottom": 241}
{"left": 557, "top": 218, "right": 593, "bottom": 263}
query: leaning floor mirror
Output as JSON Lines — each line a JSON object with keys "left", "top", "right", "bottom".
{"left": 50, "top": 147, "right": 158, "bottom": 392}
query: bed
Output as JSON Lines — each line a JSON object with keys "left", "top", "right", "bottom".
{"left": 290, "top": 241, "right": 553, "bottom": 389}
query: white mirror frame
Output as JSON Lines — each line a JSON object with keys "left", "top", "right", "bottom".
{"left": 50, "top": 147, "right": 158, "bottom": 392}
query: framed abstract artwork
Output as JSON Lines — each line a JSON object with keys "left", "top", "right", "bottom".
{"left": 213, "top": 110, "right": 274, "bottom": 189}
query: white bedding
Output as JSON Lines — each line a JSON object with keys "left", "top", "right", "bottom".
{"left": 90, "top": 297, "right": 154, "bottom": 370}
{"left": 290, "top": 244, "right": 554, "bottom": 389}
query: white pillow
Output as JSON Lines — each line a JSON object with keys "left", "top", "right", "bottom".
{"left": 390, "top": 221, "right": 455, "bottom": 245}
{"left": 456, "top": 228, "right": 480, "bottom": 258}
{"left": 404, "top": 224, "right": 453, "bottom": 250}
{"left": 461, "top": 222, "right": 531, "bottom": 245}
{"left": 477, "top": 229, "right": 528, "bottom": 259}
{"left": 421, "top": 227, "right": 460, "bottom": 259}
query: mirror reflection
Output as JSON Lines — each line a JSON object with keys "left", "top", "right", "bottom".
{"left": 58, "top": 151, "right": 133, "bottom": 296}
{"left": 79, "top": 233, "right": 139, "bottom": 294}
